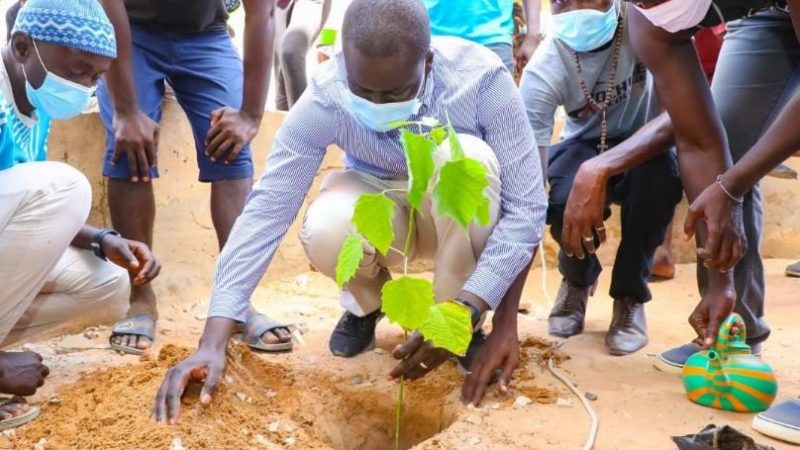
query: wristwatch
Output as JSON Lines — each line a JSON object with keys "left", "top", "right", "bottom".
{"left": 90, "top": 229, "right": 120, "bottom": 260}
{"left": 456, "top": 299, "right": 482, "bottom": 331}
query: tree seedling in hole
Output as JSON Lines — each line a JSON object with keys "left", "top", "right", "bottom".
{"left": 335, "top": 120, "right": 491, "bottom": 450}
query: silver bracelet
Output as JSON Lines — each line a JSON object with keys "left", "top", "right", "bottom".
{"left": 716, "top": 175, "right": 744, "bottom": 204}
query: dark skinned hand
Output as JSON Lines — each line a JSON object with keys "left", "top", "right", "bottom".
{"left": 561, "top": 160, "right": 608, "bottom": 259}
{"left": 111, "top": 111, "right": 159, "bottom": 183}
{"left": 689, "top": 286, "right": 736, "bottom": 348}
{"left": 514, "top": 33, "right": 542, "bottom": 73}
{"left": 153, "top": 347, "right": 226, "bottom": 425}
{"left": 684, "top": 182, "right": 748, "bottom": 272}
{"left": 460, "top": 320, "right": 519, "bottom": 407}
{"left": 204, "top": 107, "right": 260, "bottom": 164}
{"left": 389, "top": 332, "right": 452, "bottom": 382}
{"left": 0, "top": 351, "right": 49, "bottom": 396}
{"left": 102, "top": 234, "right": 161, "bottom": 286}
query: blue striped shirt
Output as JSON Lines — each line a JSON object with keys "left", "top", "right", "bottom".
{"left": 209, "top": 37, "right": 547, "bottom": 322}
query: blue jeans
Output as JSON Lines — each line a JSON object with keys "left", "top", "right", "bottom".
{"left": 486, "top": 42, "right": 514, "bottom": 74}
{"left": 98, "top": 24, "right": 253, "bottom": 182}
{"left": 701, "top": 9, "right": 800, "bottom": 343}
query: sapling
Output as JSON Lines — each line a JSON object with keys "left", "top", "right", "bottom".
{"left": 334, "top": 121, "right": 492, "bottom": 450}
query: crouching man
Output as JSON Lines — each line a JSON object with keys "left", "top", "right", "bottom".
{"left": 0, "top": 0, "right": 160, "bottom": 429}
{"left": 154, "top": 0, "right": 547, "bottom": 424}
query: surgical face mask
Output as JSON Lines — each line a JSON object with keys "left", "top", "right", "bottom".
{"left": 632, "top": 0, "right": 712, "bottom": 34}
{"left": 346, "top": 77, "right": 424, "bottom": 132}
{"left": 23, "top": 40, "right": 94, "bottom": 120}
{"left": 551, "top": 3, "right": 619, "bottom": 52}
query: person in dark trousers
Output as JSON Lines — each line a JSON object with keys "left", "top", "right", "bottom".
{"left": 520, "top": 0, "right": 681, "bottom": 356}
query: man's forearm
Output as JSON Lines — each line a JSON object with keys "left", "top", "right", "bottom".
{"left": 100, "top": 0, "right": 139, "bottom": 115}
{"left": 240, "top": 0, "right": 275, "bottom": 118}
{"left": 198, "top": 317, "right": 238, "bottom": 352}
{"left": 70, "top": 225, "right": 100, "bottom": 249}
{"left": 591, "top": 111, "right": 674, "bottom": 178}
{"left": 725, "top": 92, "right": 800, "bottom": 197}
{"left": 522, "top": 0, "right": 542, "bottom": 35}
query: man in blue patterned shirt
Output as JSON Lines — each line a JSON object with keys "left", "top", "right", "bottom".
{"left": 154, "top": 0, "right": 547, "bottom": 423}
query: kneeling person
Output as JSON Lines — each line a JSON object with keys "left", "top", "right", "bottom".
{"left": 0, "top": 0, "right": 159, "bottom": 428}
{"left": 519, "top": 0, "right": 682, "bottom": 355}
{"left": 155, "top": 0, "right": 547, "bottom": 423}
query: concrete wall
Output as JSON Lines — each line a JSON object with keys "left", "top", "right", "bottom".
{"left": 49, "top": 102, "right": 800, "bottom": 292}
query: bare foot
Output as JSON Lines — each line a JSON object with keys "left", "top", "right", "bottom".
{"left": 0, "top": 397, "right": 31, "bottom": 421}
{"left": 652, "top": 244, "right": 675, "bottom": 280}
{"left": 111, "top": 284, "right": 157, "bottom": 351}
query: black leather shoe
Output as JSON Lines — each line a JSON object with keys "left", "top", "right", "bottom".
{"left": 329, "top": 310, "right": 382, "bottom": 357}
{"left": 605, "top": 298, "right": 648, "bottom": 356}
{"left": 548, "top": 279, "right": 591, "bottom": 338}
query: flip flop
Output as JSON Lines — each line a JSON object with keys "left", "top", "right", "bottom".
{"left": 109, "top": 314, "right": 156, "bottom": 355}
{"left": 236, "top": 314, "right": 294, "bottom": 352}
{"left": 0, "top": 398, "right": 40, "bottom": 432}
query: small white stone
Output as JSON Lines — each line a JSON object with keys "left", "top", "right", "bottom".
{"left": 283, "top": 437, "right": 297, "bottom": 447}
{"left": 268, "top": 421, "right": 280, "bottom": 433}
{"left": 169, "top": 437, "right": 186, "bottom": 450}
{"left": 490, "top": 402, "right": 501, "bottom": 410}
{"left": 464, "top": 415, "right": 481, "bottom": 425}
{"left": 295, "top": 274, "right": 309, "bottom": 288}
{"left": 224, "top": 375, "right": 235, "bottom": 385}
{"left": 48, "top": 395, "right": 61, "bottom": 405}
{"left": 373, "top": 348, "right": 388, "bottom": 355}
{"left": 255, "top": 434, "right": 269, "bottom": 446}
{"left": 194, "top": 314, "right": 207, "bottom": 321}
{"left": 34, "top": 438, "right": 47, "bottom": 450}
{"left": 467, "top": 436, "right": 481, "bottom": 445}
{"left": 235, "top": 392, "right": 249, "bottom": 402}
{"left": 513, "top": 395, "right": 533, "bottom": 410}
{"left": 283, "top": 423, "right": 295, "bottom": 433}
{"left": 556, "top": 397, "right": 573, "bottom": 408}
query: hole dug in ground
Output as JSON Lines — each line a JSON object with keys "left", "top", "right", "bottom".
{"left": 14, "top": 344, "right": 462, "bottom": 450}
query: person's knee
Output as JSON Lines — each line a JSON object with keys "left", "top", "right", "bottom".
{"left": 279, "top": 30, "right": 311, "bottom": 69}
{"left": 41, "top": 162, "right": 93, "bottom": 231}
{"left": 300, "top": 194, "right": 357, "bottom": 275}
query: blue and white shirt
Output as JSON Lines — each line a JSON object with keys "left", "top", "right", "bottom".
{"left": 209, "top": 37, "right": 547, "bottom": 321}
{"left": 0, "top": 59, "right": 51, "bottom": 171}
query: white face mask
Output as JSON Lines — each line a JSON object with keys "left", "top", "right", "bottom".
{"left": 633, "top": 0, "right": 713, "bottom": 33}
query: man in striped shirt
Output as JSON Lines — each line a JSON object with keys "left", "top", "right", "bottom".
{"left": 154, "top": 0, "right": 547, "bottom": 422}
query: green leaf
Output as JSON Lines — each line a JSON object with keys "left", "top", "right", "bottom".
{"left": 381, "top": 277, "right": 435, "bottom": 331}
{"left": 336, "top": 234, "right": 364, "bottom": 287}
{"left": 352, "top": 193, "right": 396, "bottom": 255}
{"left": 400, "top": 129, "right": 436, "bottom": 211}
{"left": 446, "top": 123, "right": 465, "bottom": 160}
{"left": 476, "top": 196, "right": 491, "bottom": 226}
{"left": 429, "top": 126, "right": 447, "bottom": 145}
{"left": 419, "top": 301, "right": 473, "bottom": 356}
{"left": 433, "top": 158, "right": 490, "bottom": 229}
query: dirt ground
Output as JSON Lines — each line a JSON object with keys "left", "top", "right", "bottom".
{"left": 5, "top": 258, "right": 799, "bottom": 450}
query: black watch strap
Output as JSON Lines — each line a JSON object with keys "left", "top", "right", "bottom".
{"left": 90, "top": 229, "right": 120, "bottom": 260}
{"left": 456, "top": 300, "right": 482, "bottom": 330}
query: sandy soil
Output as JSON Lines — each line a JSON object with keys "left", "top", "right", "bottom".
{"left": 5, "top": 258, "right": 799, "bottom": 450}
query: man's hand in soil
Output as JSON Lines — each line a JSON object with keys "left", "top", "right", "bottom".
{"left": 205, "top": 107, "right": 260, "bottom": 164}
{"left": 562, "top": 159, "right": 608, "bottom": 259}
{"left": 389, "top": 332, "right": 451, "bottom": 382}
{"left": 102, "top": 234, "right": 161, "bottom": 286}
{"left": 0, "top": 351, "right": 49, "bottom": 396}
{"left": 461, "top": 310, "right": 519, "bottom": 407}
{"left": 111, "top": 110, "right": 159, "bottom": 183}
{"left": 154, "top": 318, "right": 235, "bottom": 425}
{"left": 689, "top": 276, "right": 737, "bottom": 348}
{"left": 684, "top": 181, "right": 748, "bottom": 272}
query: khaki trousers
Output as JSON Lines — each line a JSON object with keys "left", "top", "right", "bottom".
{"left": 300, "top": 135, "right": 502, "bottom": 316}
{"left": 0, "top": 162, "right": 128, "bottom": 346}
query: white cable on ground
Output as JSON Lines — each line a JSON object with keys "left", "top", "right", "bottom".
{"left": 547, "top": 358, "right": 599, "bottom": 450}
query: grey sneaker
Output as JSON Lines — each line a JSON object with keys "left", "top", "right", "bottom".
{"left": 655, "top": 341, "right": 763, "bottom": 374}
{"left": 752, "top": 398, "right": 800, "bottom": 444}
{"left": 786, "top": 261, "right": 800, "bottom": 278}
{"left": 548, "top": 279, "right": 592, "bottom": 338}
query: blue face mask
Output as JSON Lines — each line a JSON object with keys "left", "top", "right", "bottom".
{"left": 23, "top": 41, "right": 94, "bottom": 120}
{"left": 551, "top": 4, "right": 619, "bottom": 53}
{"left": 346, "top": 78, "right": 424, "bottom": 132}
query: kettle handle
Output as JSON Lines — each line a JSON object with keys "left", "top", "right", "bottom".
{"left": 713, "top": 313, "right": 747, "bottom": 360}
